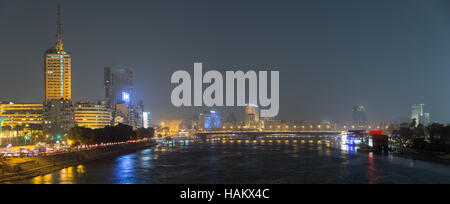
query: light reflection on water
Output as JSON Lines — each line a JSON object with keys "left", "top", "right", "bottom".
{"left": 12, "top": 136, "right": 450, "bottom": 184}
{"left": 30, "top": 165, "right": 86, "bottom": 184}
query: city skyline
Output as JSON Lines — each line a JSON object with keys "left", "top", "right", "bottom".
{"left": 1, "top": 0, "right": 450, "bottom": 124}
{"left": 2, "top": 0, "right": 450, "bottom": 187}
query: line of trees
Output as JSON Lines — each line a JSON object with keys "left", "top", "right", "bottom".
{"left": 391, "top": 121, "right": 450, "bottom": 153}
{"left": 67, "top": 124, "right": 154, "bottom": 146}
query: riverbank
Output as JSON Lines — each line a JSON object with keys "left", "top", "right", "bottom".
{"left": 391, "top": 151, "right": 450, "bottom": 166}
{"left": 0, "top": 140, "right": 157, "bottom": 183}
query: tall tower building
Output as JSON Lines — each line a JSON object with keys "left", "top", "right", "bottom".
{"left": 411, "top": 104, "right": 431, "bottom": 126}
{"left": 104, "top": 67, "right": 134, "bottom": 109}
{"left": 352, "top": 105, "right": 368, "bottom": 129}
{"left": 43, "top": 2, "right": 74, "bottom": 139}
{"left": 104, "top": 67, "right": 134, "bottom": 126}
{"left": 411, "top": 104, "right": 424, "bottom": 126}
{"left": 44, "top": 2, "right": 71, "bottom": 101}
{"left": 245, "top": 104, "right": 260, "bottom": 128}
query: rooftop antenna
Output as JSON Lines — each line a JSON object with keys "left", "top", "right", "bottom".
{"left": 56, "top": 0, "right": 64, "bottom": 52}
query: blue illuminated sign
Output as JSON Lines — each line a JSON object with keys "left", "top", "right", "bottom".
{"left": 122, "top": 92, "right": 130, "bottom": 103}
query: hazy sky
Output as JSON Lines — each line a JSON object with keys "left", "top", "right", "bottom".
{"left": 1, "top": 0, "right": 450, "bottom": 124}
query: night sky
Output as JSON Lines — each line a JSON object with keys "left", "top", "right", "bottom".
{"left": 1, "top": 0, "right": 450, "bottom": 124}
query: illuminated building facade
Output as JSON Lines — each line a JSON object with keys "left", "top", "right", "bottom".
{"left": 411, "top": 104, "right": 431, "bottom": 126}
{"left": 130, "top": 101, "right": 144, "bottom": 129}
{"left": 143, "top": 112, "right": 151, "bottom": 129}
{"left": 104, "top": 67, "right": 145, "bottom": 129}
{"left": 422, "top": 113, "right": 431, "bottom": 126}
{"left": 104, "top": 67, "right": 134, "bottom": 126}
{"left": 352, "top": 105, "right": 368, "bottom": 129}
{"left": 104, "top": 67, "right": 133, "bottom": 110}
{"left": 245, "top": 104, "right": 260, "bottom": 128}
{"left": 44, "top": 3, "right": 71, "bottom": 101}
{"left": 261, "top": 117, "right": 282, "bottom": 130}
{"left": 43, "top": 100, "right": 74, "bottom": 138}
{"left": 159, "top": 120, "right": 183, "bottom": 135}
{"left": 198, "top": 111, "right": 221, "bottom": 130}
{"left": 74, "top": 102, "right": 112, "bottom": 129}
{"left": 43, "top": 3, "right": 74, "bottom": 139}
{"left": 0, "top": 103, "right": 44, "bottom": 138}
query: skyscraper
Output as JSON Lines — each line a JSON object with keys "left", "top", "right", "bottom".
{"left": 43, "top": 2, "right": 74, "bottom": 138}
{"left": 143, "top": 112, "right": 151, "bottom": 129}
{"left": 352, "top": 105, "right": 367, "bottom": 129}
{"left": 104, "top": 66, "right": 144, "bottom": 128}
{"left": 245, "top": 104, "right": 260, "bottom": 128}
{"left": 44, "top": 2, "right": 71, "bottom": 101}
{"left": 411, "top": 104, "right": 425, "bottom": 126}
{"left": 421, "top": 112, "right": 431, "bottom": 126}
{"left": 104, "top": 67, "right": 134, "bottom": 110}
{"left": 198, "top": 111, "right": 221, "bottom": 130}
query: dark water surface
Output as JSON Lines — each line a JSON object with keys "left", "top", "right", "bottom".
{"left": 11, "top": 140, "right": 450, "bottom": 184}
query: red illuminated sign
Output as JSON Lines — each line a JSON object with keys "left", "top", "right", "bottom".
{"left": 370, "top": 130, "right": 383, "bottom": 135}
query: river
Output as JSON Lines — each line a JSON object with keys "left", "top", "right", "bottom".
{"left": 10, "top": 137, "right": 450, "bottom": 184}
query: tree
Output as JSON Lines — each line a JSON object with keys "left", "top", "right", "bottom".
{"left": 136, "top": 128, "right": 155, "bottom": 140}
{"left": 392, "top": 127, "right": 413, "bottom": 148}
{"left": 428, "top": 123, "right": 443, "bottom": 142}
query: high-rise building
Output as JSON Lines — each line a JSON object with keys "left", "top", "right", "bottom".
{"left": 43, "top": 3, "right": 74, "bottom": 139}
{"left": 74, "top": 102, "right": 112, "bottom": 129}
{"left": 104, "top": 67, "right": 134, "bottom": 110}
{"left": 411, "top": 104, "right": 425, "bottom": 126}
{"left": 44, "top": 2, "right": 71, "bottom": 101}
{"left": 422, "top": 113, "right": 431, "bottom": 126}
{"left": 143, "top": 112, "right": 151, "bottom": 129}
{"left": 198, "top": 111, "right": 221, "bottom": 130}
{"left": 104, "top": 67, "right": 134, "bottom": 126}
{"left": 245, "top": 104, "right": 259, "bottom": 128}
{"left": 130, "top": 101, "right": 144, "bottom": 129}
{"left": 352, "top": 105, "right": 368, "bottom": 129}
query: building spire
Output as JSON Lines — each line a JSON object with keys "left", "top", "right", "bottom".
{"left": 56, "top": 0, "right": 64, "bottom": 52}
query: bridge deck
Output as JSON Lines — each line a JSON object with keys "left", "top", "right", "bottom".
{"left": 193, "top": 131, "right": 345, "bottom": 135}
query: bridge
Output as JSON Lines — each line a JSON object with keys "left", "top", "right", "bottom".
{"left": 194, "top": 130, "right": 345, "bottom": 136}
{"left": 192, "top": 130, "right": 347, "bottom": 140}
